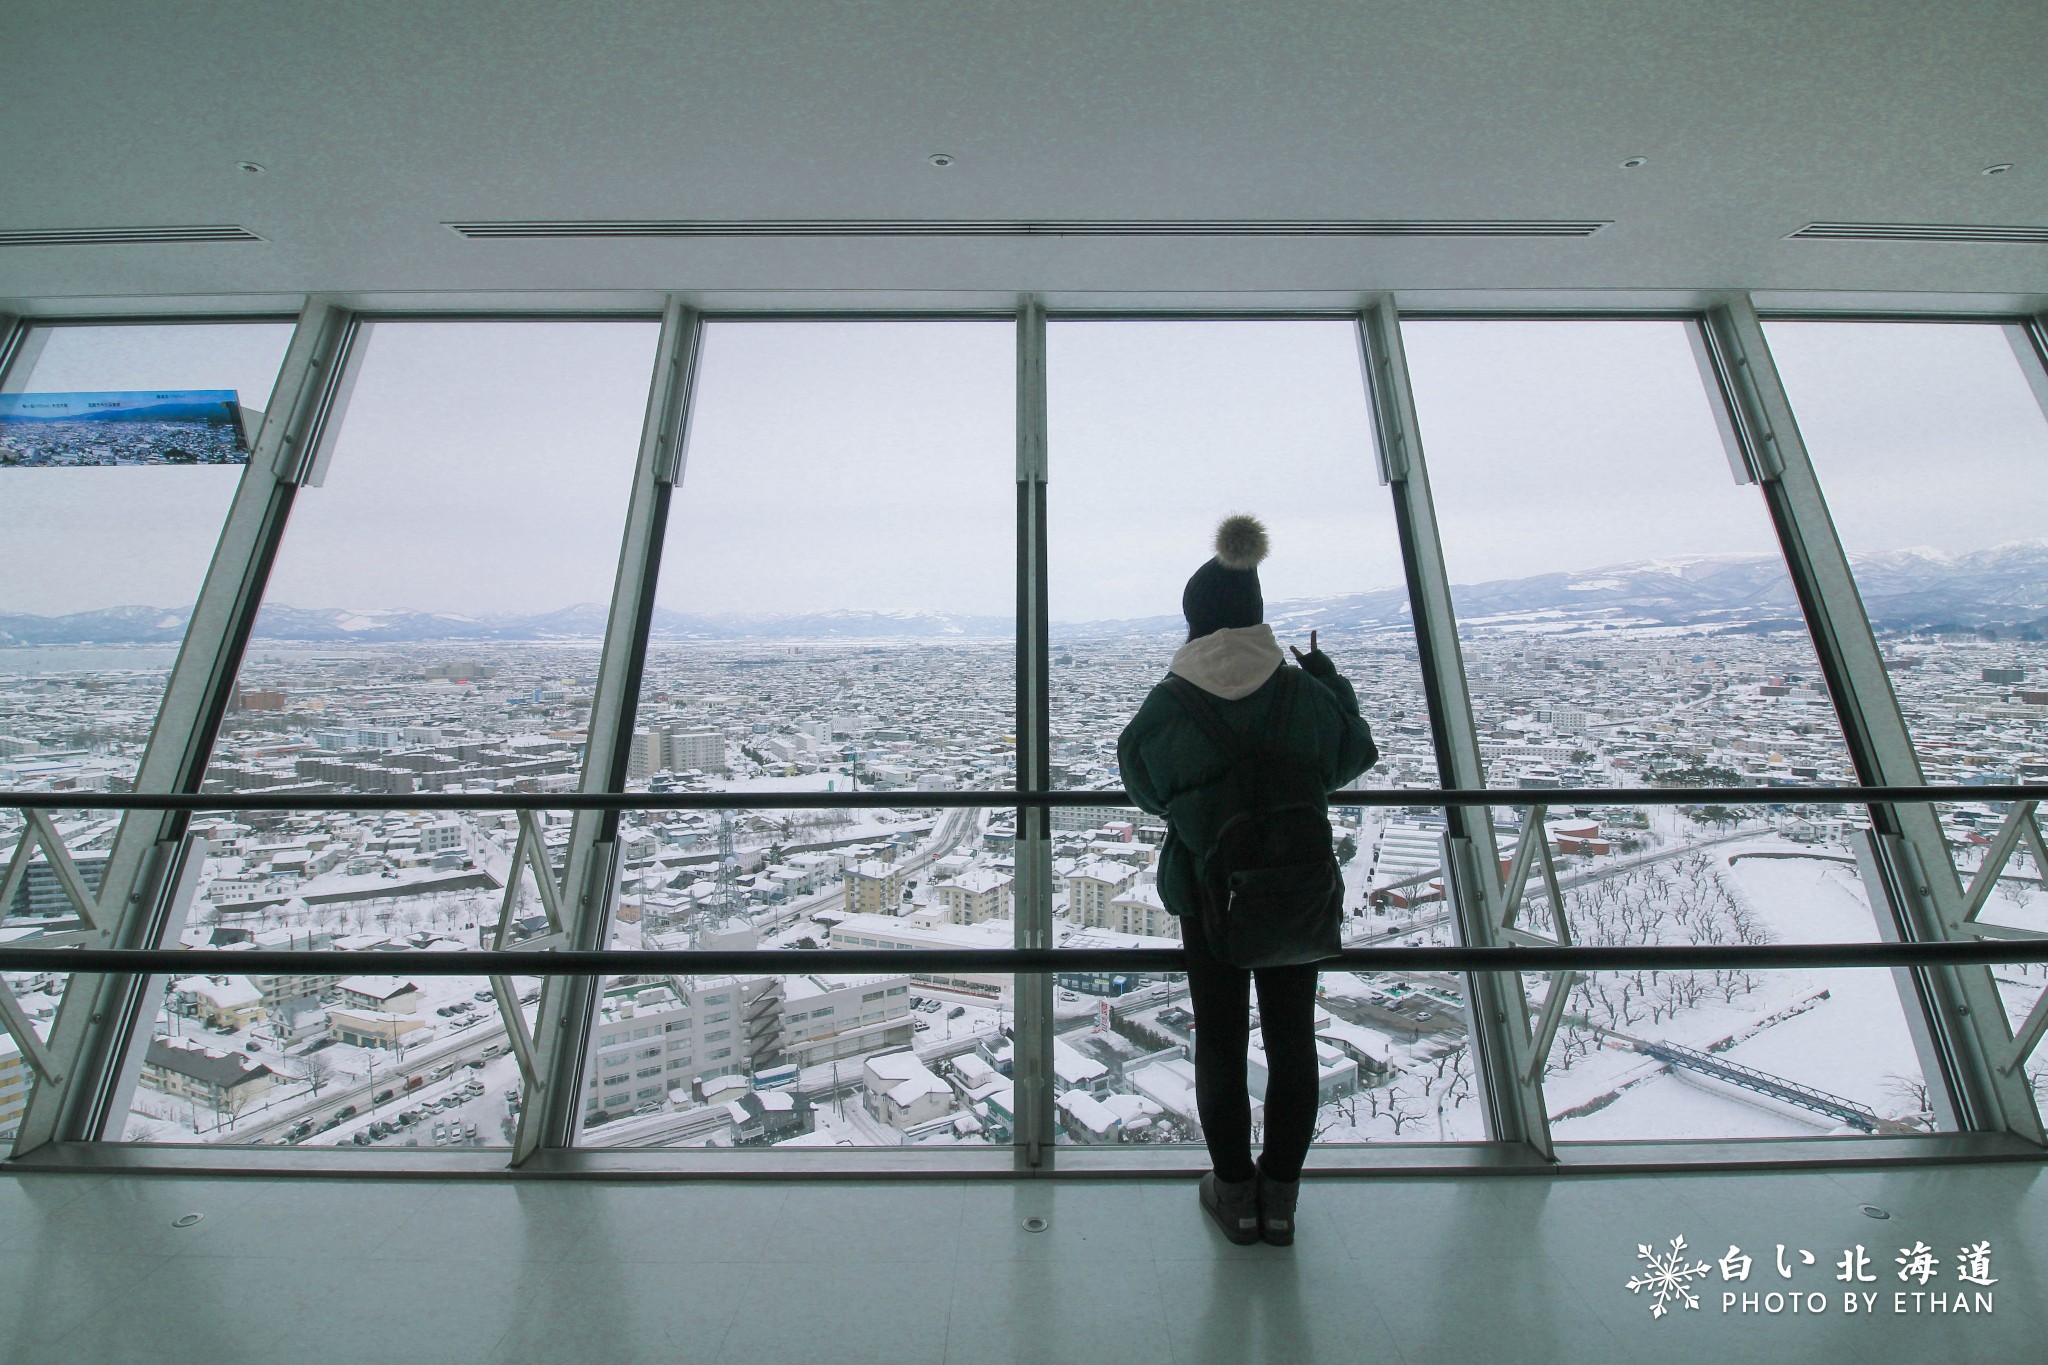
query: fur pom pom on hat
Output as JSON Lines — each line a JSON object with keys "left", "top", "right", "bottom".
{"left": 1213, "top": 514, "right": 1269, "bottom": 571}
{"left": 1183, "top": 514, "right": 1268, "bottom": 640}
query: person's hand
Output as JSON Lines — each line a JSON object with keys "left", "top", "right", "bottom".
{"left": 1291, "top": 629, "right": 1334, "bottom": 676}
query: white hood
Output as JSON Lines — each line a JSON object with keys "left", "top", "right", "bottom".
{"left": 1168, "top": 624, "right": 1285, "bottom": 700}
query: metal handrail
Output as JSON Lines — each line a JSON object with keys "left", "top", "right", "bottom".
{"left": 8, "top": 940, "right": 2048, "bottom": 977}
{"left": 8, "top": 783, "right": 2041, "bottom": 977}
{"left": 1, "top": 783, "right": 2044, "bottom": 812}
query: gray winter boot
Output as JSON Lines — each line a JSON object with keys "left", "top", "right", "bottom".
{"left": 1257, "top": 1167, "right": 1299, "bottom": 1246}
{"left": 1199, "top": 1172, "right": 1262, "bottom": 1245}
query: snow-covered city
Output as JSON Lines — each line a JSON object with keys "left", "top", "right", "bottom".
{"left": 8, "top": 580, "right": 2048, "bottom": 1156}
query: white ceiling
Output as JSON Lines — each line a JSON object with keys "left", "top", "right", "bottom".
{"left": 3, "top": 0, "right": 2045, "bottom": 311}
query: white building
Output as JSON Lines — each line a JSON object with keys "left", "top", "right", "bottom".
{"left": 1106, "top": 880, "right": 1179, "bottom": 940}
{"left": 863, "top": 1051, "right": 954, "bottom": 1130}
{"left": 782, "top": 973, "right": 916, "bottom": 1067}
{"left": 584, "top": 976, "right": 782, "bottom": 1120}
{"left": 1065, "top": 857, "right": 1135, "bottom": 928}
{"left": 669, "top": 730, "right": 727, "bottom": 776}
{"left": 828, "top": 912, "right": 1014, "bottom": 1006}
{"left": 1373, "top": 822, "right": 1442, "bottom": 887}
{"left": 934, "top": 867, "right": 1012, "bottom": 925}
{"left": 334, "top": 976, "right": 422, "bottom": 1013}
{"left": 418, "top": 819, "right": 465, "bottom": 855}
{"left": 843, "top": 860, "right": 904, "bottom": 916}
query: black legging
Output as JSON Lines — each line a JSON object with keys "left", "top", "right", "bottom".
{"left": 1180, "top": 910, "right": 1321, "bottom": 1183}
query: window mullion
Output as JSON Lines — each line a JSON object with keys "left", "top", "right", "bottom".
{"left": 13, "top": 299, "right": 355, "bottom": 1151}
{"left": 520, "top": 299, "right": 704, "bottom": 1161}
{"left": 1704, "top": 295, "right": 2042, "bottom": 1144}
{"left": 1012, "top": 297, "right": 1055, "bottom": 1167}
{"left": 1358, "top": 298, "right": 1553, "bottom": 1157}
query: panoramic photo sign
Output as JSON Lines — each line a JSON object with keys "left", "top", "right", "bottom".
{"left": 0, "top": 390, "right": 250, "bottom": 466}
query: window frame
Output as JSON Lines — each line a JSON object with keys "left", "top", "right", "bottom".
{"left": 4, "top": 293, "right": 2046, "bottom": 1176}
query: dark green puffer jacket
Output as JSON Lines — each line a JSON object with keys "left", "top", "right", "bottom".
{"left": 1116, "top": 626, "right": 1377, "bottom": 920}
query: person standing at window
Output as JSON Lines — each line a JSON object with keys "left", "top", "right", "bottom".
{"left": 1117, "top": 515, "right": 1377, "bottom": 1244}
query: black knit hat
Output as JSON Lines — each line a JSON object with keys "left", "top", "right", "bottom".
{"left": 1183, "top": 515, "right": 1269, "bottom": 640}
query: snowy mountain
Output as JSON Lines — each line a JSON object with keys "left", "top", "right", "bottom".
{"left": 9, "top": 541, "right": 2048, "bottom": 646}
{"left": 1060, "top": 542, "right": 2048, "bottom": 640}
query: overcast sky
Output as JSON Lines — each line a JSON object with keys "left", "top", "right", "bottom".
{"left": 4, "top": 316, "right": 2046, "bottom": 620}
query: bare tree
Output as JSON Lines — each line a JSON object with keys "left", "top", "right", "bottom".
{"left": 1882, "top": 1071, "right": 1931, "bottom": 1123}
{"left": 300, "top": 1049, "right": 336, "bottom": 1097}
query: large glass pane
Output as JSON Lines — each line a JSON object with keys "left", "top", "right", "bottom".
{"left": 588, "top": 320, "right": 1016, "bottom": 1148}
{"left": 581, "top": 970, "right": 1015, "bottom": 1149}
{"left": 630, "top": 320, "right": 1014, "bottom": 801}
{"left": 1510, "top": 802, "right": 1938, "bottom": 1140}
{"left": 1045, "top": 320, "right": 1449, "bottom": 1146}
{"left": 1404, "top": 319, "right": 1855, "bottom": 790}
{"left": 113, "top": 319, "right": 657, "bottom": 1145}
{"left": 0, "top": 322, "right": 293, "bottom": 792}
{"left": 1765, "top": 321, "right": 2048, "bottom": 784}
{"left": 592, "top": 799, "right": 1014, "bottom": 1147}
{"left": 1766, "top": 321, "right": 2048, "bottom": 1120}
{"left": 1046, "top": 320, "right": 1430, "bottom": 793}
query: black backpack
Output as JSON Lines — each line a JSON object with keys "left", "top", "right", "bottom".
{"left": 1163, "top": 669, "right": 1344, "bottom": 969}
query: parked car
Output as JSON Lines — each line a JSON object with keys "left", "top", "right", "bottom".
{"left": 244, "top": 1041, "right": 263, "bottom": 1052}
{"left": 351, "top": 1131, "right": 372, "bottom": 1146}
{"left": 473, "top": 989, "right": 494, "bottom": 1002}
{"left": 465, "top": 1123, "right": 480, "bottom": 1142}
{"left": 947, "top": 1006, "right": 967, "bottom": 1019}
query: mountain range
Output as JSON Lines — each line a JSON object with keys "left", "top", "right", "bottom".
{"left": 8, "top": 542, "right": 2048, "bottom": 647}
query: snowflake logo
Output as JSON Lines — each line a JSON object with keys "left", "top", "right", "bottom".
{"left": 1627, "top": 1235, "right": 1714, "bottom": 1318}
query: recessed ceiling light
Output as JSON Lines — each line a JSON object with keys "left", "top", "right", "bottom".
{"left": 237, "top": 162, "right": 266, "bottom": 174}
{"left": 1620, "top": 157, "right": 1648, "bottom": 170}
{"left": 927, "top": 153, "right": 956, "bottom": 168}
{"left": 1983, "top": 162, "right": 2014, "bottom": 176}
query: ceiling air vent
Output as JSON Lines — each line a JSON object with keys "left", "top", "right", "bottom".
{"left": 446, "top": 218, "right": 1608, "bottom": 240}
{"left": 0, "top": 225, "right": 263, "bottom": 247}
{"left": 1788, "top": 221, "right": 2048, "bottom": 245}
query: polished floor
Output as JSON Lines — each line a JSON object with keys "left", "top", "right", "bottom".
{"left": 2, "top": 1161, "right": 2045, "bottom": 1364}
